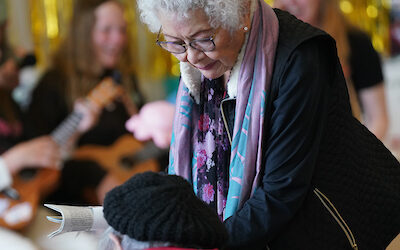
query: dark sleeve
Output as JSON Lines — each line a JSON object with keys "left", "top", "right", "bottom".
{"left": 224, "top": 39, "right": 333, "bottom": 249}
{"left": 348, "top": 28, "right": 384, "bottom": 91}
{"left": 23, "top": 69, "right": 69, "bottom": 139}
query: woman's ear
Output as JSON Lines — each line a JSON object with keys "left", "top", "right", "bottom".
{"left": 109, "top": 233, "right": 123, "bottom": 250}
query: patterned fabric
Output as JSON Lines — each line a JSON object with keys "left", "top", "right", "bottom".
{"left": 193, "top": 78, "right": 230, "bottom": 218}
{"left": 168, "top": 0, "right": 279, "bottom": 220}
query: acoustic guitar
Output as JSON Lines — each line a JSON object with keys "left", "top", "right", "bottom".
{"left": 0, "top": 78, "right": 123, "bottom": 231}
{"left": 74, "top": 134, "right": 162, "bottom": 183}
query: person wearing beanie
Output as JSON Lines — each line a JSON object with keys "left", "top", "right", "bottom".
{"left": 100, "top": 171, "right": 229, "bottom": 250}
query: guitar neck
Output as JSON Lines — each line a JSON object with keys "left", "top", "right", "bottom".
{"left": 50, "top": 78, "right": 121, "bottom": 146}
{"left": 50, "top": 111, "right": 83, "bottom": 146}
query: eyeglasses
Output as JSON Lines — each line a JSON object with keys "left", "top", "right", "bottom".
{"left": 156, "top": 27, "right": 216, "bottom": 54}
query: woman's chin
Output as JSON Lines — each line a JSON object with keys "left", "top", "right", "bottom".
{"left": 199, "top": 69, "right": 224, "bottom": 80}
{"left": 99, "top": 56, "right": 120, "bottom": 69}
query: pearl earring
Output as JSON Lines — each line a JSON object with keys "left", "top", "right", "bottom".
{"left": 244, "top": 26, "right": 249, "bottom": 31}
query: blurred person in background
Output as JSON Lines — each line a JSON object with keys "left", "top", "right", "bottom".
{"left": 0, "top": 1, "right": 58, "bottom": 249}
{"left": 0, "top": 0, "right": 60, "bottom": 201}
{"left": 275, "top": 0, "right": 389, "bottom": 141}
{"left": 24, "top": 0, "right": 145, "bottom": 205}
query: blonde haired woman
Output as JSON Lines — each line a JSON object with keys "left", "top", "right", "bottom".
{"left": 25, "top": 0, "right": 144, "bottom": 205}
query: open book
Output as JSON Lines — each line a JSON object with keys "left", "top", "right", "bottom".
{"left": 44, "top": 204, "right": 108, "bottom": 238}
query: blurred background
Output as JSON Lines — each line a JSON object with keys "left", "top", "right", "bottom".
{"left": 7, "top": 0, "right": 398, "bottom": 151}
{"left": 1, "top": 1, "right": 399, "bottom": 249}
{"left": 3, "top": 0, "right": 397, "bottom": 96}
{"left": 7, "top": 0, "right": 180, "bottom": 103}
{"left": 3, "top": 0, "right": 400, "bottom": 163}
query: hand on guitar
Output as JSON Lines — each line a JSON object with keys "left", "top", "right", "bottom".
{"left": 74, "top": 98, "right": 102, "bottom": 134}
{"left": 2, "top": 136, "right": 61, "bottom": 174}
{"left": 58, "top": 98, "right": 102, "bottom": 158}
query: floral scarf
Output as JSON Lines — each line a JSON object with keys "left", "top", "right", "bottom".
{"left": 169, "top": 0, "right": 279, "bottom": 220}
{"left": 193, "top": 78, "right": 230, "bottom": 218}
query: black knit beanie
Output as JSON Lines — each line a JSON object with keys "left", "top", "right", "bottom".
{"left": 103, "top": 171, "right": 228, "bottom": 249}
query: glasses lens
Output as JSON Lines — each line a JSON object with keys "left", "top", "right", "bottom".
{"left": 158, "top": 42, "right": 186, "bottom": 53}
{"left": 191, "top": 40, "right": 215, "bottom": 52}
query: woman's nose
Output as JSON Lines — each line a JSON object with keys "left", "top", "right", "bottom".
{"left": 110, "top": 29, "right": 126, "bottom": 47}
{"left": 185, "top": 46, "right": 204, "bottom": 65}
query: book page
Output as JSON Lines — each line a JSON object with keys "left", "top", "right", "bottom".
{"left": 44, "top": 204, "right": 105, "bottom": 238}
{"left": 91, "top": 206, "right": 108, "bottom": 231}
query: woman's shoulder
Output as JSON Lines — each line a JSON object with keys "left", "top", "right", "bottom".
{"left": 39, "top": 67, "right": 66, "bottom": 83}
{"left": 347, "top": 27, "right": 373, "bottom": 46}
{"left": 346, "top": 27, "right": 379, "bottom": 60}
{"left": 35, "top": 67, "right": 67, "bottom": 93}
{"left": 347, "top": 27, "right": 383, "bottom": 89}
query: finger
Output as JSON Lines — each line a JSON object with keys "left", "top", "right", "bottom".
{"left": 86, "top": 100, "right": 102, "bottom": 115}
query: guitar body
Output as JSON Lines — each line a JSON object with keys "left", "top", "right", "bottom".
{"left": 74, "top": 135, "right": 159, "bottom": 183}
{"left": 0, "top": 168, "right": 59, "bottom": 231}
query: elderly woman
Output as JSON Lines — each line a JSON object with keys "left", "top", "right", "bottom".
{"left": 137, "top": 0, "right": 400, "bottom": 249}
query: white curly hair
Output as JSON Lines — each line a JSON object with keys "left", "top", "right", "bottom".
{"left": 137, "top": 0, "right": 255, "bottom": 33}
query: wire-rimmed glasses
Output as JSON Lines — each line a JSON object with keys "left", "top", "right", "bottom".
{"left": 156, "top": 27, "right": 216, "bottom": 54}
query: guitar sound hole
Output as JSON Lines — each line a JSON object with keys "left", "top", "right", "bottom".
{"left": 118, "top": 141, "right": 166, "bottom": 170}
{"left": 18, "top": 168, "right": 38, "bottom": 181}
{"left": 120, "top": 156, "right": 137, "bottom": 170}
